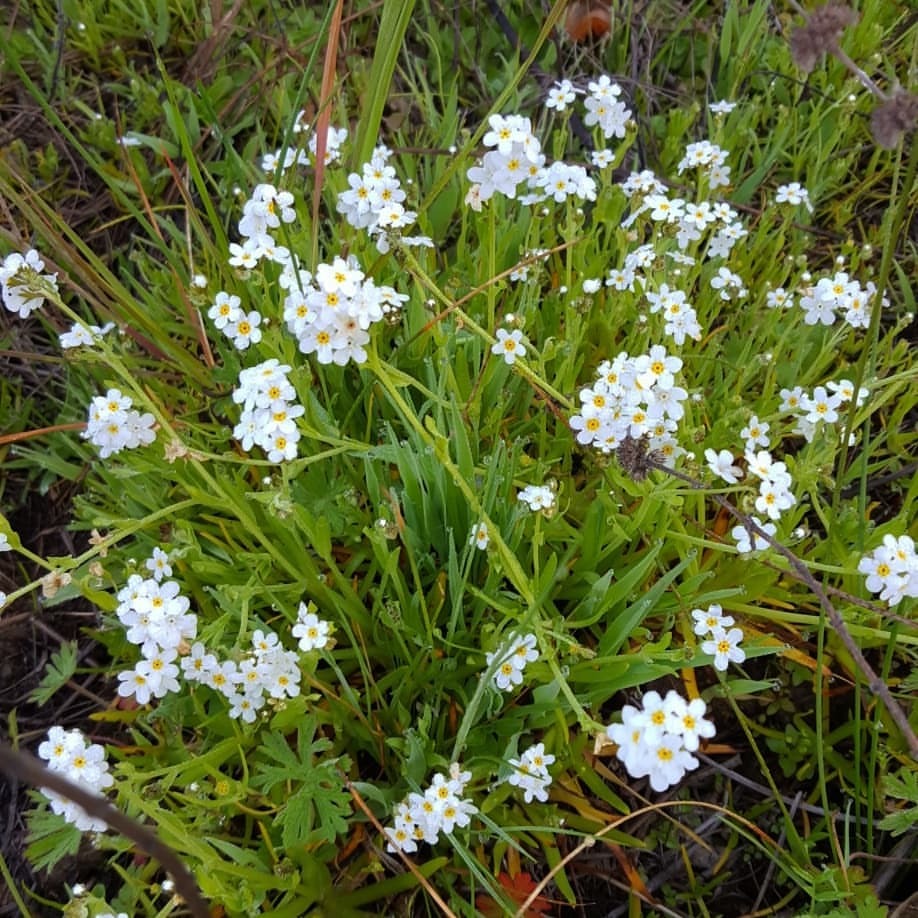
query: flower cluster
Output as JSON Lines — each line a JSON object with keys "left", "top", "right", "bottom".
{"left": 644, "top": 283, "right": 702, "bottom": 345}
{"left": 780, "top": 378, "right": 868, "bottom": 442}
{"left": 222, "top": 629, "right": 303, "bottom": 723}
{"left": 114, "top": 566, "right": 196, "bottom": 705}
{"left": 798, "top": 270, "right": 884, "bottom": 329}
{"left": 231, "top": 359, "right": 303, "bottom": 461}
{"left": 83, "top": 388, "right": 156, "bottom": 459}
{"left": 619, "top": 159, "right": 744, "bottom": 258}
{"left": 282, "top": 254, "right": 408, "bottom": 366}
{"left": 465, "top": 85, "right": 628, "bottom": 207}
{"left": 112, "top": 548, "right": 328, "bottom": 722}
{"left": 1, "top": 248, "right": 58, "bottom": 318}
{"left": 506, "top": 742, "right": 555, "bottom": 803}
{"left": 569, "top": 346, "right": 688, "bottom": 461}
{"left": 486, "top": 633, "right": 539, "bottom": 691}
{"left": 693, "top": 604, "right": 746, "bottom": 671}
{"left": 384, "top": 764, "right": 477, "bottom": 854}
{"left": 337, "top": 145, "right": 432, "bottom": 254}
{"left": 607, "top": 690, "right": 714, "bottom": 792}
{"left": 232, "top": 182, "right": 297, "bottom": 269}
{"left": 676, "top": 139, "right": 731, "bottom": 189}
{"left": 292, "top": 116, "right": 348, "bottom": 165}
{"left": 582, "top": 74, "right": 632, "bottom": 139}
{"left": 859, "top": 535, "right": 918, "bottom": 606}
{"left": 261, "top": 115, "right": 347, "bottom": 174}
{"left": 37, "top": 727, "right": 114, "bottom": 831}
{"left": 745, "top": 449, "right": 797, "bottom": 522}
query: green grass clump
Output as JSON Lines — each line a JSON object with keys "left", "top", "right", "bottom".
{"left": 1, "top": 0, "right": 916, "bottom": 915}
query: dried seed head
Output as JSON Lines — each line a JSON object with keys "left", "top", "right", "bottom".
{"left": 616, "top": 436, "right": 661, "bottom": 481}
{"left": 871, "top": 89, "right": 918, "bottom": 149}
{"left": 789, "top": 2, "right": 858, "bottom": 73}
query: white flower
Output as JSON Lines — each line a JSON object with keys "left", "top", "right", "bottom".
{"left": 755, "top": 479, "right": 796, "bottom": 520}
{"left": 775, "top": 182, "right": 813, "bottom": 213}
{"left": 224, "top": 310, "right": 263, "bottom": 350}
{"left": 207, "top": 292, "right": 242, "bottom": 329}
{"left": 731, "top": 517, "right": 776, "bottom": 554}
{"left": 705, "top": 448, "right": 743, "bottom": 484}
{"left": 740, "top": 415, "right": 770, "bottom": 451}
{"left": 801, "top": 386, "right": 842, "bottom": 425}
{"left": 117, "top": 666, "right": 153, "bottom": 705}
{"left": 591, "top": 148, "right": 614, "bottom": 168}
{"left": 709, "top": 100, "right": 736, "bottom": 114}
{"left": 702, "top": 626, "right": 746, "bottom": 671}
{"left": 145, "top": 547, "right": 172, "bottom": 582}
{"left": 691, "top": 604, "right": 735, "bottom": 636}
{"left": 486, "top": 633, "right": 538, "bottom": 692}
{"left": 59, "top": 321, "right": 115, "bottom": 349}
{"left": 292, "top": 602, "right": 331, "bottom": 651}
{"left": 507, "top": 742, "right": 555, "bottom": 803}
{"left": 665, "top": 691, "right": 716, "bottom": 752}
{"left": 1, "top": 249, "right": 58, "bottom": 318}
{"left": 517, "top": 484, "right": 555, "bottom": 512}
{"left": 545, "top": 79, "right": 576, "bottom": 112}
{"left": 646, "top": 734, "right": 699, "bottom": 791}
{"left": 469, "top": 522, "right": 490, "bottom": 550}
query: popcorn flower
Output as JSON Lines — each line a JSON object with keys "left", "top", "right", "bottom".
{"left": 486, "top": 633, "right": 539, "bottom": 691}
{"left": 492, "top": 328, "right": 526, "bottom": 365}
{"left": 292, "top": 602, "right": 332, "bottom": 651}
{"left": 517, "top": 484, "right": 555, "bottom": 512}
{"left": 469, "top": 522, "right": 490, "bottom": 550}
{"left": 607, "top": 690, "right": 713, "bottom": 792}
{"left": 1, "top": 248, "right": 58, "bottom": 318}
{"left": 83, "top": 389, "right": 156, "bottom": 459}
{"left": 385, "top": 765, "right": 477, "bottom": 853}
{"left": 859, "top": 535, "right": 918, "bottom": 606}
{"left": 702, "top": 626, "right": 746, "bottom": 671}
{"left": 37, "top": 727, "right": 114, "bottom": 832}
{"left": 507, "top": 743, "right": 555, "bottom": 803}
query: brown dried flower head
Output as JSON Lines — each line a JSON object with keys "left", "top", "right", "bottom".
{"left": 616, "top": 436, "right": 662, "bottom": 482}
{"left": 871, "top": 89, "right": 918, "bottom": 149}
{"left": 789, "top": 2, "right": 859, "bottom": 73}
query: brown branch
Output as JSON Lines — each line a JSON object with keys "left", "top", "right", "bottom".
{"left": 647, "top": 457, "right": 918, "bottom": 760}
{"left": 0, "top": 741, "right": 210, "bottom": 918}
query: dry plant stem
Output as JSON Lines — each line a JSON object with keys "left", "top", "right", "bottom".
{"left": 695, "top": 753, "right": 870, "bottom": 824}
{"left": 344, "top": 779, "right": 458, "bottom": 918}
{"left": 311, "top": 0, "right": 345, "bottom": 267}
{"left": 650, "top": 459, "right": 918, "bottom": 760}
{"left": 515, "top": 800, "right": 782, "bottom": 918}
{"left": 0, "top": 741, "right": 210, "bottom": 918}
{"left": 828, "top": 42, "right": 887, "bottom": 100}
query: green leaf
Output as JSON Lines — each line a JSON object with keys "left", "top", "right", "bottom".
{"left": 878, "top": 769, "right": 918, "bottom": 836}
{"left": 252, "top": 719, "right": 352, "bottom": 850}
{"left": 26, "top": 805, "right": 82, "bottom": 872}
{"left": 28, "top": 641, "right": 78, "bottom": 705}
